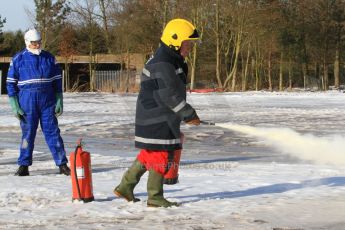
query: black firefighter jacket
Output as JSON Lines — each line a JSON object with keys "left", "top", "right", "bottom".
{"left": 135, "top": 42, "right": 198, "bottom": 151}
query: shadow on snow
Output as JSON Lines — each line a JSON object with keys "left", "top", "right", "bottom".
{"left": 175, "top": 177, "right": 345, "bottom": 203}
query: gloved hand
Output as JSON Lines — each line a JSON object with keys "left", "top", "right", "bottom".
{"left": 9, "top": 96, "right": 25, "bottom": 120}
{"left": 185, "top": 114, "right": 200, "bottom": 126}
{"left": 55, "top": 93, "right": 63, "bottom": 117}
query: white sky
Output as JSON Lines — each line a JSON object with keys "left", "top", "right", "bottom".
{"left": 0, "top": 0, "right": 35, "bottom": 32}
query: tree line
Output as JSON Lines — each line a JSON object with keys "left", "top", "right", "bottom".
{"left": 1, "top": 0, "right": 345, "bottom": 91}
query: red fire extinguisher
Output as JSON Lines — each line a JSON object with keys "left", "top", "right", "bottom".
{"left": 163, "top": 149, "right": 182, "bottom": 185}
{"left": 70, "top": 139, "right": 94, "bottom": 202}
{"left": 163, "top": 133, "right": 184, "bottom": 185}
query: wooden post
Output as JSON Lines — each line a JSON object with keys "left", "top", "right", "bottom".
{"left": 0, "top": 70, "right": 2, "bottom": 95}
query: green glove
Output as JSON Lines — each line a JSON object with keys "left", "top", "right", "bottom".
{"left": 9, "top": 96, "right": 25, "bottom": 120}
{"left": 55, "top": 93, "right": 63, "bottom": 117}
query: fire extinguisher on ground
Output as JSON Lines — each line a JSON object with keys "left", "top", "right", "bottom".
{"left": 70, "top": 139, "right": 94, "bottom": 202}
{"left": 163, "top": 133, "right": 184, "bottom": 185}
{"left": 163, "top": 149, "right": 181, "bottom": 184}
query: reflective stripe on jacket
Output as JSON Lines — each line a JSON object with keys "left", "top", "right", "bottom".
{"left": 6, "top": 49, "right": 62, "bottom": 97}
{"left": 135, "top": 43, "right": 197, "bottom": 150}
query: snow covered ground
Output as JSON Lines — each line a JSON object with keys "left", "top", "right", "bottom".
{"left": 1, "top": 91, "right": 345, "bottom": 230}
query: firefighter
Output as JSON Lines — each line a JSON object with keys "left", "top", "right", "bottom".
{"left": 6, "top": 29, "right": 70, "bottom": 176}
{"left": 114, "top": 19, "right": 200, "bottom": 207}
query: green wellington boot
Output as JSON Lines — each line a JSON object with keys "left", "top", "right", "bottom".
{"left": 147, "top": 170, "right": 179, "bottom": 208}
{"left": 114, "top": 159, "right": 147, "bottom": 202}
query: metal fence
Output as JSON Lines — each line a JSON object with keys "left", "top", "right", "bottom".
{"left": 95, "top": 70, "right": 138, "bottom": 92}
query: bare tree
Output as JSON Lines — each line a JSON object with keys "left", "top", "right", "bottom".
{"left": 221, "top": 1, "right": 257, "bottom": 91}
{"left": 308, "top": 0, "right": 335, "bottom": 90}
{"left": 215, "top": 0, "right": 222, "bottom": 89}
{"left": 58, "top": 25, "right": 77, "bottom": 91}
{"left": 70, "top": 0, "right": 100, "bottom": 91}
{"left": 0, "top": 15, "right": 7, "bottom": 54}
{"left": 21, "top": 0, "right": 345, "bottom": 92}
{"left": 279, "top": 52, "right": 284, "bottom": 91}
{"left": 33, "top": 0, "right": 70, "bottom": 49}
{"left": 0, "top": 15, "right": 6, "bottom": 37}
{"left": 179, "top": 0, "right": 208, "bottom": 90}
{"left": 331, "top": 0, "right": 345, "bottom": 89}
{"left": 96, "top": 0, "right": 112, "bottom": 53}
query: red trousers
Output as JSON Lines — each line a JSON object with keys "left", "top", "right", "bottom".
{"left": 137, "top": 134, "right": 184, "bottom": 176}
{"left": 137, "top": 149, "right": 173, "bottom": 175}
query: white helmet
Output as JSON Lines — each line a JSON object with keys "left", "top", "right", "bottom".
{"left": 24, "top": 29, "right": 41, "bottom": 46}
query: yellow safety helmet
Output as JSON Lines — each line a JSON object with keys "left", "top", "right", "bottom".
{"left": 161, "top": 18, "right": 199, "bottom": 50}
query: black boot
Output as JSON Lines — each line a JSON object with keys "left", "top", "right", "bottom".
{"left": 15, "top": 165, "right": 29, "bottom": 176}
{"left": 59, "top": 164, "right": 71, "bottom": 176}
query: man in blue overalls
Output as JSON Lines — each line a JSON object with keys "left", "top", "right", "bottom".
{"left": 6, "top": 29, "right": 70, "bottom": 176}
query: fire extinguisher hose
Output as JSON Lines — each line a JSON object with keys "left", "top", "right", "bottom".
{"left": 74, "top": 145, "right": 82, "bottom": 201}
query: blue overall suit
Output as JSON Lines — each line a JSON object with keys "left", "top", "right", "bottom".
{"left": 6, "top": 48, "right": 68, "bottom": 167}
